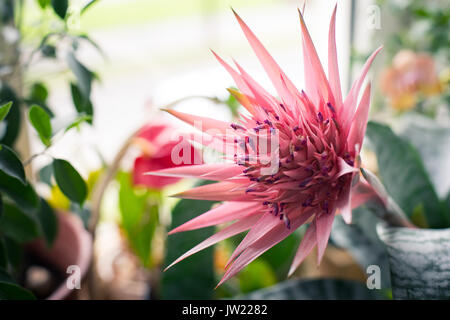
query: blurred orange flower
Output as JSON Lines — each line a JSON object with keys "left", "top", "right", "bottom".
{"left": 379, "top": 50, "right": 442, "bottom": 111}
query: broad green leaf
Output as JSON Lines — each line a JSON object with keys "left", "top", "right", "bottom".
{"left": 0, "top": 268, "right": 14, "bottom": 285}
{"left": 70, "top": 202, "right": 90, "bottom": 229}
{"left": 67, "top": 53, "right": 92, "bottom": 100}
{"left": 0, "top": 85, "right": 21, "bottom": 147}
{"left": 36, "top": 198, "right": 58, "bottom": 247}
{"left": 0, "top": 202, "right": 40, "bottom": 243}
{"left": 117, "top": 172, "right": 159, "bottom": 268}
{"left": 0, "top": 282, "right": 36, "bottom": 300}
{"left": 0, "top": 171, "right": 39, "bottom": 214}
{"left": 51, "top": 0, "right": 68, "bottom": 19}
{"left": 259, "top": 231, "right": 301, "bottom": 279}
{"left": 3, "top": 237, "right": 23, "bottom": 271}
{"left": 37, "top": 0, "right": 50, "bottom": 9}
{"left": 70, "top": 83, "right": 93, "bottom": 122}
{"left": 52, "top": 159, "right": 87, "bottom": 204}
{"left": 331, "top": 208, "right": 391, "bottom": 289}
{"left": 238, "top": 260, "right": 277, "bottom": 293}
{"left": 29, "top": 83, "right": 48, "bottom": 103}
{"left": 398, "top": 115, "right": 450, "bottom": 199}
{"left": 0, "top": 194, "right": 2, "bottom": 220}
{"left": 238, "top": 278, "right": 384, "bottom": 300}
{"left": 0, "top": 144, "right": 25, "bottom": 184}
{"left": 366, "top": 121, "right": 448, "bottom": 228}
{"left": 38, "top": 163, "right": 53, "bottom": 186}
{"left": 446, "top": 192, "right": 450, "bottom": 217}
{"left": 29, "top": 105, "right": 52, "bottom": 146}
{"left": 162, "top": 185, "right": 216, "bottom": 299}
{"left": 0, "top": 101, "right": 12, "bottom": 122}
{"left": 0, "top": 237, "right": 7, "bottom": 269}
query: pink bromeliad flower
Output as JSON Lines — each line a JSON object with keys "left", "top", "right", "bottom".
{"left": 149, "top": 6, "right": 382, "bottom": 285}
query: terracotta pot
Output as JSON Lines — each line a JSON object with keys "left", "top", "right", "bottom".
{"left": 27, "top": 211, "right": 92, "bottom": 300}
{"left": 377, "top": 224, "right": 450, "bottom": 299}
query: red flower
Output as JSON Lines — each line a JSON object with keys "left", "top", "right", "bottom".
{"left": 132, "top": 122, "right": 200, "bottom": 189}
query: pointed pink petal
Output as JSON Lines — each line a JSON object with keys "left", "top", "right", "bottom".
{"left": 225, "top": 212, "right": 281, "bottom": 266}
{"left": 341, "top": 46, "right": 382, "bottom": 133}
{"left": 217, "top": 209, "right": 313, "bottom": 287}
{"left": 162, "top": 108, "right": 230, "bottom": 134}
{"left": 350, "top": 179, "right": 379, "bottom": 209}
{"left": 336, "top": 157, "right": 358, "bottom": 178}
{"left": 211, "top": 50, "right": 254, "bottom": 100}
{"left": 315, "top": 210, "right": 336, "bottom": 265}
{"left": 233, "top": 61, "right": 280, "bottom": 114}
{"left": 328, "top": 4, "right": 342, "bottom": 109}
{"left": 226, "top": 207, "right": 314, "bottom": 266}
{"left": 146, "top": 163, "right": 243, "bottom": 181}
{"left": 338, "top": 182, "right": 353, "bottom": 224}
{"left": 288, "top": 221, "right": 317, "bottom": 276}
{"left": 168, "top": 201, "right": 260, "bottom": 234}
{"left": 171, "top": 181, "right": 252, "bottom": 201}
{"left": 298, "top": 9, "right": 334, "bottom": 107}
{"left": 347, "top": 83, "right": 371, "bottom": 152}
{"left": 232, "top": 9, "right": 300, "bottom": 104}
{"left": 164, "top": 214, "right": 260, "bottom": 271}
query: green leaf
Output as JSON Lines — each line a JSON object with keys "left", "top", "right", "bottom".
{"left": 0, "top": 84, "right": 21, "bottom": 147}
{"left": 446, "top": 192, "right": 450, "bottom": 217}
{"left": 0, "top": 268, "right": 14, "bottom": 284}
{"left": 398, "top": 116, "right": 450, "bottom": 199}
{"left": 81, "top": 0, "right": 98, "bottom": 14}
{"left": 52, "top": 159, "right": 87, "bottom": 204}
{"left": 366, "top": 121, "right": 448, "bottom": 228}
{"left": 51, "top": 0, "right": 68, "bottom": 20}
{"left": 65, "top": 115, "right": 92, "bottom": 132}
{"left": 0, "top": 144, "right": 26, "bottom": 184}
{"left": 0, "top": 237, "right": 7, "bottom": 269}
{"left": 29, "top": 105, "right": 52, "bottom": 146}
{"left": 0, "top": 101, "right": 12, "bottom": 122}
{"left": 37, "top": 0, "right": 50, "bottom": 9}
{"left": 70, "top": 83, "right": 93, "bottom": 122}
{"left": 238, "top": 260, "right": 277, "bottom": 293}
{"left": 36, "top": 198, "right": 58, "bottom": 247}
{"left": 225, "top": 91, "right": 239, "bottom": 118}
{"left": 3, "top": 237, "right": 23, "bottom": 271}
{"left": 0, "top": 202, "right": 40, "bottom": 243}
{"left": 29, "top": 83, "right": 48, "bottom": 103}
{"left": 161, "top": 185, "right": 216, "bottom": 299}
{"left": 70, "top": 202, "right": 90, "bottom": 228}
{"left": 38, "top": 163, "right": 53, "bottom": 186}
{"left": 67, "top": 53, "right": 92, "bottom": 100}
{"left": 331, "top": 208, "right": 391, "bottom": 289}
{"left": 0, "top": 282, "right": 36, "bottom": 300}
{"left": 238, "top": 278, "right": 384, "bottom": 300}
{"left": 0, "top": 171, "right": 39, "bottom": 214}
{"left": 117, "top": 172, "right": 159, "bottom": 268}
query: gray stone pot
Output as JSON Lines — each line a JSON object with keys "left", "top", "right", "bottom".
{"left": 377, "top": 224, "right": 450, "bottom": 299}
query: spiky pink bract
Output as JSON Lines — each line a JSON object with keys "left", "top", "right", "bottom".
{"left": 149, "top": 5, "right": 381, "bottom": 285}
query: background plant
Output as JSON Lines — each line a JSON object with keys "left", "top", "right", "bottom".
{"left": 0, "top": 0, "right": 101, "bottom": 299}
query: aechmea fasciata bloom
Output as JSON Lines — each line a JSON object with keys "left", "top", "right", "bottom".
{"left": 148, "top": 5, "right": 382, "bottom": 285}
